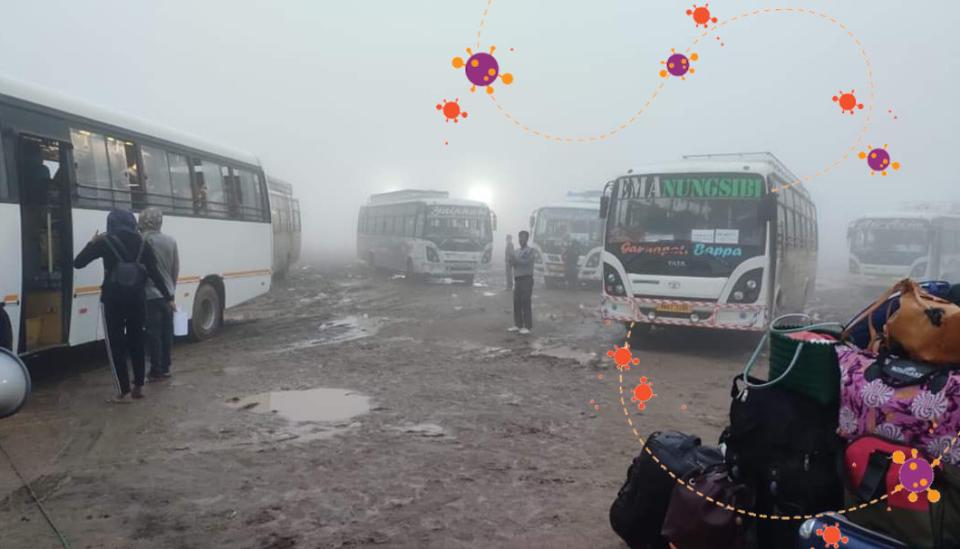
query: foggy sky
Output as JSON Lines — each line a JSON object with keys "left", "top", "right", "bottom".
{"left": 1, "top": 0, "right": 957, "bottom": 274}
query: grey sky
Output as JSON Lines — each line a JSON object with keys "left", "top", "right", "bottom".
{"left": 1, "top": 0, "right": 956, "bottom": 270}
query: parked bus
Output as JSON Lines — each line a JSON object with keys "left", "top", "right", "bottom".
{"left": 0, "top": 76, "right": 273, "bottom": 354}
{"left": 847, "top": 207, "right": 960, "bottom": 290}
{"left": 599, "top": 152, "right": 818, "bottom": 332}
{"left": 529, "top": 191, "right": 604, "bottom": 288}
{"left": 357, "top": 190, "right": 495, "bottom": 285}
{"left": 268, "top": 177, "right": 302, "bottom": 278}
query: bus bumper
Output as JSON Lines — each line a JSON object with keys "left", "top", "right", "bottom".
{"left": 600, "top": 295, "right": 767, "bottom": 331}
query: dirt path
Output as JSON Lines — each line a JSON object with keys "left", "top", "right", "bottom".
{"left": 0, "top": 258, "right": 868, "bottom": 548}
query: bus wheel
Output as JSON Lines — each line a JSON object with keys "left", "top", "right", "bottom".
{"left": 190, "top": 283, "right": 222, "bottom": 342}
{"left": 0, "top": 309, "right": 12, "bottom": 351}
{"left": 627, "top": 323, "right": 652, "bottom": 344}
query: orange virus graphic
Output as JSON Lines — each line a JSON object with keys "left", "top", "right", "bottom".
{"left": 816, "top": 522, "right": 849, "bottom": 548}
{"left": 451, "top": 45, "right": 514, "bottom": 94}
{"left": 686, "top": 4, "right": 717, "bottom": 28}
{"left": 832, "top": 90, "right": 863, "bottom": 115}
{"left": 858, "top": 144, "right": 901, "bottom": 176}
{"left": 607, "top": 345, "right": 639, "bottom": 371}
{"left": 660, "top": 49, "right": 698, "bottom": 80}
{"left": 892, "top": 448, "right": 941, "bottom": 503}
{"left": 631, "top": 377, "right": 657, "bottom": 411}
{"left": 436, "top": 98, "right": 468, "bottom": 123}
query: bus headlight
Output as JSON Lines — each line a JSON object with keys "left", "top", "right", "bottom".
{"left": 604, "top": 264, "right": 627, "bottom": 297}
{"left": 482, "top": 249, "right": 492, "bottom": 264}
{"left": 586, "top": 253, "right": 600, "bottom": 268}
{"left": 729, "top": 268, "right": 762, "bottom": 303}
{"left": 426, "top": 247, "right": 440, "bottom": 262}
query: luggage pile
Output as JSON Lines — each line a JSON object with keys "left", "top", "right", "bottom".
{"left": 610, "top": 279, "right": 960, "bottom": 549}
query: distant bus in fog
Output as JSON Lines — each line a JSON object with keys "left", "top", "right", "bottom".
{"left": 529, "top": 191, "right": 604, "bottom": 288}
{"left": 356, "top": 190, "right": 496, "bottom": 285}
{"left": 268, "top": 177, "right": 301, "bottom": 278}
{"left": 0, "top": 76, "right": 276, "bottom": 354}
{"left": 599, "top": 152, "right": 818, "bottom": 332}
{"left": 847, "top": 209, "right": 960, "bottom": 290}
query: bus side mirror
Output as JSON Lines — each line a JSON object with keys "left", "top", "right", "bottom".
{"left": 600, "top": 196, "right": 610, "bottom": 218}
{"left": 491, "top": 213, "right": 497, "bottom": 231}
{"left": 0, "top": 348, "right": 30, "bottom": 419}
{"left": 758, "top": 193, "right": 777, "bottom": 224}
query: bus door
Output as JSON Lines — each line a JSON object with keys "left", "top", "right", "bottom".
{"left": 16, "top": 134, "right": 73, "bottom": 353}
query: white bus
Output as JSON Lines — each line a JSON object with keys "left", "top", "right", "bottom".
{"left": 529, "top": 191, "right": 604, "bottom": 288}
{"left": 847, "top": 209, "right": 960, "bottom": 290}
{"left": 357, "top": 190, "right": 495, "bottom": 285}
{"left": 268, "top": 177, "right": 302, "bottom": 278}
{"left": 599, "top": 152, "right": 818, "bottom": 332}
{"left": 0, "top": 76, "right": 273, "bottom": 354}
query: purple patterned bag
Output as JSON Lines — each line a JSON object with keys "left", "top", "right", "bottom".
{"left": 837, "top": 346, "right": 960, "bottom": 465}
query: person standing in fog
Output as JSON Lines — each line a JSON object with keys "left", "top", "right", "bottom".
{"left": 508, "top": 230, "right": 535, "bottom": 334}
{"left": 74, "top": 209, "right": 175, "bottom": 402}
{"left": 504, "top": 234, "right": 515, "bottom": 291}
{"left": 139, "top": 208, "right": 179, "bottom": 381}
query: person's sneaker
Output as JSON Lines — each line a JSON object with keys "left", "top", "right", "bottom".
{"left": 507, "top": 326, "right": 520, "bottom": 332}
{"left": 519, "top": 328, "right": 531, "bottom": 335}
{"left": 107, "top": 394, "right": 131, "bottom": 404}
{"left": 131, "top": 386, "right": 144, "bottom": 399}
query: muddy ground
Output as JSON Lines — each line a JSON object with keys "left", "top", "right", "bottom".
{"left": 0, "top": 255, "right": 867, "bottom": 549}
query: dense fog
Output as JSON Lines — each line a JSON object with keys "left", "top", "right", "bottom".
{"left": 1, "top": 0, "right": 956, "bottom": 276}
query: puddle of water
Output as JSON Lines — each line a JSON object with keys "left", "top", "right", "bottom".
{"left": 229, "top": 388, "right": 371, "bottom": 424}
{"left": 272, "top": 315, "right": 381, "bottom": 352}
{"left": 393, "top": 423, "right": 446, "bottom": 437}
{"left": 530, "top": 340, "right": 598, "bottom": 366}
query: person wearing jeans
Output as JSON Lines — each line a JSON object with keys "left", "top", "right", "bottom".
{"left": 504, "top": 234, "right": 515, "bottom": 290}
{"left": 508, "top": 230, "right": 535, "bottom": 334}
{"left": 139, "top": 208, "right": 179, "bottom": 380}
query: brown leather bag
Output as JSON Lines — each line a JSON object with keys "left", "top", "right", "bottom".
{"left": 845, "top": 279, "right": 960, "bottom": 364}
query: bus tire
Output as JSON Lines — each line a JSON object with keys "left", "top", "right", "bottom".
{"left": 0, "top": 308, "right": 12, "bottom": 351}
{"left": 190, "top": 283, "right": 222, "bottom": 342}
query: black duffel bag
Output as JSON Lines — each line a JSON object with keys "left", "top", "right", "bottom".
{"left": 721, "top": 375, "right": 844, "bottom": 548}
{"left": 610, "top": 431, "right": 723, "bottom": 549}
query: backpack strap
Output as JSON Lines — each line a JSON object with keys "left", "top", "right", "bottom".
{"left": 102, "top": 235, "right": 130, "bottom": 262}
{"left": 855, "top": 450, "right": 891, "bottom": 501}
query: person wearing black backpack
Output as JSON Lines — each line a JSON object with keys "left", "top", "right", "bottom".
{"left": 74, "top": 209, "right": 175, "bottom": 403}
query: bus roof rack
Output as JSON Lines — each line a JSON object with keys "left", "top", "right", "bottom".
{"left": 368, "top": 189, "right": 450, "bottom": 204}
{"left": 681, "top": 152, "right": 803, "bottom": 190}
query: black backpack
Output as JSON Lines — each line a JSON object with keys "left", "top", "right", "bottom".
{"left": 103, "top": 235, "right": 147, "bottom": 299}
{"left": 610, "top": 431, "right": 724, "bottom": 549}
{"left": 720, "top": 375, "right": 843, "bottom": 548}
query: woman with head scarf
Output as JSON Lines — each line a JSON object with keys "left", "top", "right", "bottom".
{"left": 74, "top": 209, "right": 175, "bottom": 402}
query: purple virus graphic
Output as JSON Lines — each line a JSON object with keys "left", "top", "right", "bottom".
{"left": 659, "top": 49, "right": 698, "bottom": 80}
{"left": 451, "top": 45, "right": 514, "bottom": 94}
{"left": 858, "top": 144, "right": 901, "bottom": 176}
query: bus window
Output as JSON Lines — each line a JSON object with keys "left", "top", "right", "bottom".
{"left": 168, "top": 152, "right": 193, "bottom": 215}
{"left": 236, "top": 169, "right": 261, "bottom": 221}
{"left": 223, "top": 166, "right": 240, "bottom": 218}
{"left": 141, "top": 145, "right": 174, "bottom": 212}
{"left": 404, "top": 215, "right": 415, "bottom": 237}
{"left": 105, "top": 136, "right": 136, "bottom": 209}
{"left": 194, "top": 159, "right": 227, "bottom": 217}
{"left": 70, "top": 129, "right": 112, "bottom": 207}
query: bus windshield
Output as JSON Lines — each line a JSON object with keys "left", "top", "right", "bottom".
{"left": 424, "top": 205, "right": 491, "bottom": 242}
{"left": 850, "top": 218, "right": 929, "bottom": 265}
{"left": 534, "top": 208, "right": 602, "bottom": 252}
{"left": 606, "top": 173, "right": 767, "bottom": 277}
